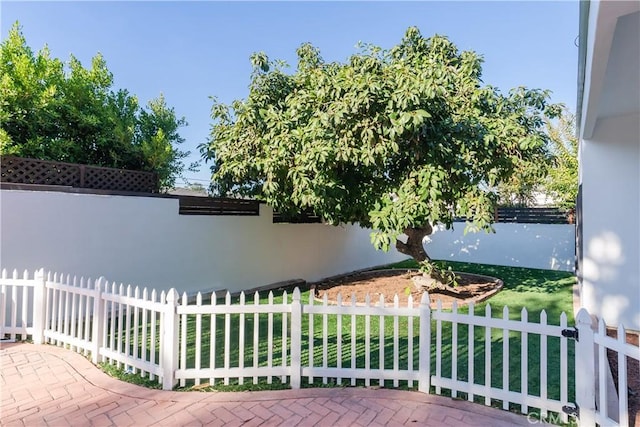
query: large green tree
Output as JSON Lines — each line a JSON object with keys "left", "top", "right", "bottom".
{"left": 202, "top": 27, "right": 559, "bottom": 283}
{"left": 0, "top": 22, "right": 195, "bottom": 189}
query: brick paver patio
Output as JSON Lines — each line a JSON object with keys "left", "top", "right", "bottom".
{"left": 1, "top": 342, "right": 536, "bottom": 426}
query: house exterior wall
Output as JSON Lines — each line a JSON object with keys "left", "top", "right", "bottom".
{"left": 0, "top": 189, "right": 405, "bottom": 294}
{"left": 425, "top": 223, "right": 575, "bottom": 272}
{"left": 580, "top": 113, "right": 640, "bottom": 331}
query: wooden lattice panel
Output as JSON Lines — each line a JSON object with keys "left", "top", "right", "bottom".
{"left": 84, "top": 165, "right": 157, "bottom": 193}
{"left": 0, "top": 156, "right": 158, "bottom": 193}
{"left": 0, "top": 156, "right": 80, "bottom": 186}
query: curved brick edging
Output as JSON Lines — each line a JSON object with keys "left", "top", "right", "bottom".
{"left": 1, "top": 342, "right": 538, "bottom": 426}
{"left": 312, "top": 268, "right": 504, "bottom": 309}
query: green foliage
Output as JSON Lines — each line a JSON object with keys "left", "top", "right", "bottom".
{"left": 495, "top": 108, "right": 578, "bottom": 209}
{"left": 0, "top": 22, "right": 196, "bottom": 189}
{"left": 419, "top": 260, "right": 458, "bottom": 286}
{"left": 202, "top": 27, "right": 559, "bottom": 260}
{"left": 495, "top": 157, "right": 550, "bottom": 207}
{"left": 543, "top": 109, "right": 578, "bottom": 210}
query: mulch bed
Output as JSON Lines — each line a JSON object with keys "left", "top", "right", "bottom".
{"left": 312, "top": 269, "right": 502, "bottom": 308}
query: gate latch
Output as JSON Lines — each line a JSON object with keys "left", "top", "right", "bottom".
{"left": 562, "top": 405, "right": 579, "bottom": 418}
{"left": 561, "top": 328, "right": 579, "bottom": 341}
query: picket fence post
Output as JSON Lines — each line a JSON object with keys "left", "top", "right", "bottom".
{"left": 575, "top": 308, "right": 597, "bottom": 427}
{"left": 418, "top": 292, "right": 431, "bottom": 393}
{"left": 290, "top": 287, "right": 302, "bottom": 389}
{"left": 31, "top": 269, "right": 47, "bottom": 345}
{"left": 91, "top": 277, "right": 105, "bottom": 364}
{"left": 162, "top": 288, "right": 179, "bottom": 391}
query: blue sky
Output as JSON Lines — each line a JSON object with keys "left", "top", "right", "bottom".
{"left": 1, "top": 1, "right": 579, "bottom": 185}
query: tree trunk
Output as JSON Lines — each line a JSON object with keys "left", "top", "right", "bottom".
{"left": 395, "top": 225, "right": 433, "bottom": 262}
{"left": 396, "top": 224, "right": 459, "bottom": 293}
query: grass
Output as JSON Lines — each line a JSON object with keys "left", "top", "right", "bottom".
{"left": 104, "top": 259, "right": 576, "bottom": 423}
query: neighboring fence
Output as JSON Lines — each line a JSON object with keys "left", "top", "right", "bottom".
{"left": 0, "top": 156, "right": 158, "bottom": 193}
{"left": 4, "top": 269, "right": 638, "bottom": 425}
{"left": 496, "top": 207, "right": 573, "bottom": 224}
{"left": 275, "top": 207, "right": 573, "bottom": 225}
{"left": 178, "top": 196, "right": 260, "bottom": 216}
{"left": 273, "top": 211, "right": 322, "bottom": 224}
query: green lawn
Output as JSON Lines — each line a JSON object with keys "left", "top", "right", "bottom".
{"left": 114, "top": 260, "right": 576, "bottom": 421}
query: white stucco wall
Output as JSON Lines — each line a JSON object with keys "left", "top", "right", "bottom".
{"left": 0, "top": 189, "right": 405, "bottom": 294}
{"left": 580, "top": 113, "right": 640, "bottom": 331}
{"left": 424, "top": 222, "right": 575, "bottom": 272}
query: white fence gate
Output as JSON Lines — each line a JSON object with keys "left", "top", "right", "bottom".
{"left": 1, "top": 268, "right": 638, "bottom": 426}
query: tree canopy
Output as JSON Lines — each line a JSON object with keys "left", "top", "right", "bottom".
{"left": 202, "top": 27, "right": 560, "bottom": 276}
{"left": 543, "top": 109, "right": 578, "bottom": 210}
{"left": 494, "top": 108, "right": 577, "bottom": 209}
{"left": 0, "top": 22, "right": 196, "bottom": 189}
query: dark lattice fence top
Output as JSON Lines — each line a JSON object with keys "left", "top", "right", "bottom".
{"left": 0, "top": 156, "right": 158, "bottom": 193}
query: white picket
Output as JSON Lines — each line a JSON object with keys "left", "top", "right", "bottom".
{"left": 83, "top": 278, "right": 92, "bottom": 355}
{"left": 8, "top": 269, "right": 633, "bottom": 425}
{"left": 364, "top": 293, "right": 371, "bottom": 387}
{"left": 210, "top": 291, "right": 217, "bottom": 385}
{"left": 141, "top": 288, "right": 149, "bottom": 376}
{"left": 617, "top": 324, "right": 629, "bottom": 427}
{"left": 195, "top": 292, "right": 203, "bottom": 386}
{"left": 21, "top": 271, "right": 30, "bottom": 339}
{"left": 502, "top": 306, "right": 509, "bottom": 410}
{"left": 560, "top": 312, "right": 569, "bottom": 424}
{"left": 393, "top": 294, "right": 399, "bottom": 388}
{"left": 378, "top": 294, "right": 384, "bottom": 386}
{"left": 407, "top": 295, "right": 414, "bottom": 388}
{"left": 224, "top": 292, "right": 231, "bottom": 385}
{"left": 540, "top": 310, "right": 548, "bottom": 419}
{"left": 308, "top": 291, "right": 314, "bottom": 385}
{"left": 281, "top": 290, "right": 287, "bottom": 384}
{"left": 69, "top": 277, "right": 78, "bottom": 350}
{"left": 124, "top": 285, "right": 132, "bottom": 371}
{"left": 267, "top": 291, "right": 274, "bottom": 384}
{"left": 149, "top": 289, "right": 158, "bottom": 381}
{"left": 238, "top": 292, "right": 245, "bottom": 385}
{"left": 253, "top": 291, "right": 260, "bottom": 385}
{"left": 12, "top": 270, "right": 19, "bottom": 341}
{"left": 452, "top": 301, "right": 458, "bottom": 398}
{"left": 351, "top": 293, "right": 357, "bottom": 386}
{"left": 521, "top": 307, "right": 528, "bottom": 414}
{"left": 436, "top": 299, "right": 442, "bottom": 395}
{"left": 132, "top": 286, "right": 140, "bottom": 373}
{"left": 484, "top": 304, "right": 492, "bottom": 406}
{"left": 336, "top": 293, "right": 343, "bottom": 385}
{"left": 116, "top": 284, "right": 125, "bottom": 367}
{"left": 63, "top": 275, "right": 71, "bottom": 337}
{"left": 468, "top": 301, "right": 475, "bottom": 402}
{"left": 322, "top": 293, "right": 328, "bottom": 385}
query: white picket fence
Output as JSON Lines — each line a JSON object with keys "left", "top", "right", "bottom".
{"left": 1, "top": 268, "right": 638, "bottom": 426}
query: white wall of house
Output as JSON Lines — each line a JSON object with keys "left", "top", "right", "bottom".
{"left": 577, "top": 2, "right": 640, "bottom": 331}
{"left": 425, "top": 222, "right": 575, "bottom": 272}
{"left": 580, "top": 113, "right": 640, "bottom": 331}
{"left": 0, "top": 189, "right": 405, "bottom": 294}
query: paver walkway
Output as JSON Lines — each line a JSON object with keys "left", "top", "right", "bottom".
{"left": 1, "top": 342, "right": 535, "bottom": 426}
